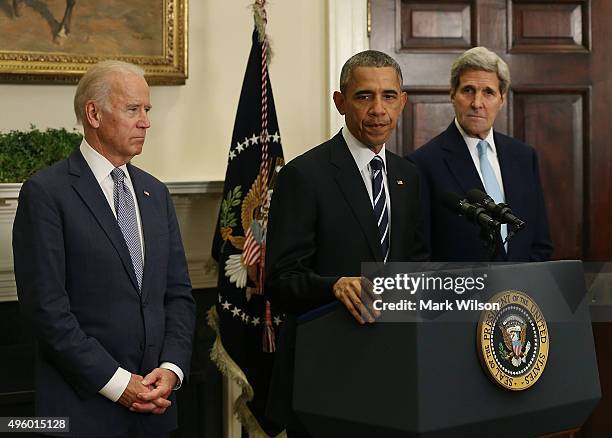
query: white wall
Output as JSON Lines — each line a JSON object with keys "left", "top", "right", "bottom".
{"left": 0, "top": 0, "right": 329, "bottom": 182}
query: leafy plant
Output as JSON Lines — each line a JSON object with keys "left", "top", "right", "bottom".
{"left": 0, "top": 125, "right": 82, "bottom": 183}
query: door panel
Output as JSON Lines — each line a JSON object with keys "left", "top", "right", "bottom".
{"left": 512, "top": 89, "right": 588, "bottom": 259}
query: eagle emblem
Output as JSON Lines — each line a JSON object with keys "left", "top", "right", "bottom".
{"left": 499, "top": 315, "right": 531, "bottom": 367}
{"left": 220, "top": 157, "right": 284, "bottom": 299}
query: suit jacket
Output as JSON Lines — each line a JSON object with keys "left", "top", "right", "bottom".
{"left": 12, "top": 149, "right": 196, "bottom": 437}
{"left": 264, "top": 132, "right": 427, "bottom": 429}
{"left": 408, "top": 122, "right": 553, "bottom": 262}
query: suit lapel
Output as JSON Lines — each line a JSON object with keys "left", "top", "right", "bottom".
{"left": 495, "top": 133, "right": 522, "bottom": 208}
{"left": 495, "top": 133, "right": 523, "bottom": 257}
{"left": 68, "top": 150, "right": 140, "bottom": 293}
{"left": 128, "top": 165, "right": 160, "bottom": 301}
{"left": 385, "top": 153, "right": 406, "bottom": 261}
{"left": 442, "top": 123, "right": 485, "bottom": 195}
{"left": 329, "top": 134, "right": 383, "bottom": 262}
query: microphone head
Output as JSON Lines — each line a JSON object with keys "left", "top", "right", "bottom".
{"left": 442, "top": 192, "right": 501, "bottom": 228}
{"left": 466, "top": 189, "right": 490, "bottom": 205}
{"left": 441, "top": 192, "right": 464, "bottom": 213}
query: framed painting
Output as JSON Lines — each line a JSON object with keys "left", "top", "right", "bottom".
{"left": 0, "top": 0, "right": 187, "bottom": 84}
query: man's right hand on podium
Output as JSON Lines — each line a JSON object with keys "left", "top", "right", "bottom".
{"left": 333, "top": 277, "right": 380, "bottom": 324}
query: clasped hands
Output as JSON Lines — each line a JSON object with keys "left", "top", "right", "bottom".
{"left": 333, "top": 276, "right": 380, "bottom": 324}
{"left": 118, "top": 368, "right": 177, "bottom": 415}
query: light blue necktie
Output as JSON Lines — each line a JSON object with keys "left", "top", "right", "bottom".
{"left": 476, "top": 140, "right": 508, "bottom": 249}
{"left": 111, "top": 168, "right": 143, "bottom": 291}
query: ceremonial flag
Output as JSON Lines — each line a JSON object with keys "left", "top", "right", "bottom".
{"left": 209, "top": 2, "right": 284, "bottom": 436}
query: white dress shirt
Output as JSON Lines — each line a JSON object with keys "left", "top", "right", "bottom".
{"left": 342, "top": 126, "right": 392, "bottom": 240}
{"left": 79, "top": 139, "right": 184, "bottom": 402}
{"left": 454, "top": 118, "right": 506, "bottom": 200}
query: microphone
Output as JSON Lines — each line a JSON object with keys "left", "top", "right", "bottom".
{"left": 466, "top": 189, "right": 525, "bottom": 230}
{"left": 441, "top": 192, "right": 501, "bottom": 229}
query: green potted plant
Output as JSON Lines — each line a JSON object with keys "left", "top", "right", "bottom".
{"left": 0, "top": 125, "right": 82, "bottom": 183}
{"left": 1, "top": 126, "right": 82, "bottom": 301}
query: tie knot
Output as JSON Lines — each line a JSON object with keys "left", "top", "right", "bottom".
{"left": 477, "top": 140, "right": 489, "bottom": 158}
{"left": 370, "top": 156, "right": 384, "bottom": 171}
{"left": 111, "top": 167, "right": 125, "bottom": 183}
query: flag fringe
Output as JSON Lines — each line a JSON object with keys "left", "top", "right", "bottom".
{"left": 207, "top": 306, "right": 286, "bottom": 438}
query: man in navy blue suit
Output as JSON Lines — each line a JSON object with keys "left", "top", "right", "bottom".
{"left": 409, "top": 47, "right": 553, "bottom": 262}
{"left": 12, "top": 61, "right": 196, "bottom": 437}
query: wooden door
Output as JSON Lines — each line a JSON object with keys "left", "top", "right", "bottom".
{"left": 370, "top": 1, "right": 611, "bottom": 436}
{"left": 370, "top": 0, "right": 611, "bottom": 262}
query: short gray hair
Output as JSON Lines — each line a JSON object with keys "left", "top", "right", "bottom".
{"left": 450, "top": 47, "right": 510, "bottom": 96}
{"left": 74, "top": 60, "right": 145, "bottom": 124}
{"left": 339, "top": 50, "right": 403, "bottom": 94}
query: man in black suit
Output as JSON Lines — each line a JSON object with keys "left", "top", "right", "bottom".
{"left": 409, "top": 46, "right": 553, "bottom": 262}
{"left": 265, "top": 50, "right": 427, "bottom": 436}
{"left": 13, "top": 61, "right": 196, "bottom": 437}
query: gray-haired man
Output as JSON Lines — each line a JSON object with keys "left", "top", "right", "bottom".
{"left": 13, "top": 60, "right": 195, "bottom": 437}
{"left": 409, "top": 46, "right": 552, "bottom": 262}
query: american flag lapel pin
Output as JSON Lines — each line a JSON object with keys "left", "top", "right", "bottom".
{"left": 144, "top": 190, "right": 150, "bottom": 196}
{"left": 397, "top": 180, "right": 404, "bottom": 185}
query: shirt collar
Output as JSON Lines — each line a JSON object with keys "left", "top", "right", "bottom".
{"left": 79, "top": 138, "right": 131, "bottom": 184}
{"left": 454, "top": 117, "right": 497, "bottom": 156}
{"left": 341, "top": 125, "right": 387, "bottom": 172}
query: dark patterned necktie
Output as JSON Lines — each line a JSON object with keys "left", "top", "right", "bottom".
{"left": 111, "top": 168, "right": 143, "bottom": 290}
{"left": 370, "top": 156, "right": 390, "bottom": 262}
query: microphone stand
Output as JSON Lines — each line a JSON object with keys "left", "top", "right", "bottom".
{"left": 479, "top": 222, "right": 503, "bottom": 262}
{"left": 483, "top": 224, "right": 522, "bottom": 262}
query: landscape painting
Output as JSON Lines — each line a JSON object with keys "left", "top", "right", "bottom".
{"left": 0, "top": 0, "right": 187, "bottom": 84}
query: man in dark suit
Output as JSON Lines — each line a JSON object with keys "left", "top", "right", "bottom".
{"left": 409, "top": 46, "right": 552, "bottom": 262}
{"left": 12, "top": 61, "right": 196, "bottom": 437}
{"left": 265, "top": 50, "right": 427, "bottom": 437}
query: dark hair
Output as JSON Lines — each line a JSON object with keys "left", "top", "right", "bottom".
{"left": 339, "top": 50, "right": 403, "bottom": 93}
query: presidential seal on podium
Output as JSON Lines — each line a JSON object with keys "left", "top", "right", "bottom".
{"left": 477, "top": 290, "right": 550, "bottom": 391}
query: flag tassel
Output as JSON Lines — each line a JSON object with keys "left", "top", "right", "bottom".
{"left": 262, "top": 300, "right": 276, "bottom": 353}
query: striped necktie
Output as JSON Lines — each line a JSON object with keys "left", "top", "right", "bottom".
{"left": 477, "top": 140, "right": 508, "bottom": 248}
{"left": 111, "top": 167, "right": 143, "bottom": 291}
{"left": 370, "top": 156, "right": 390, "bottom": 262}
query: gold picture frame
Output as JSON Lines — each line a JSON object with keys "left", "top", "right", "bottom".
{"left": 0, "top": 0, "right": 188, "bottom": 85}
